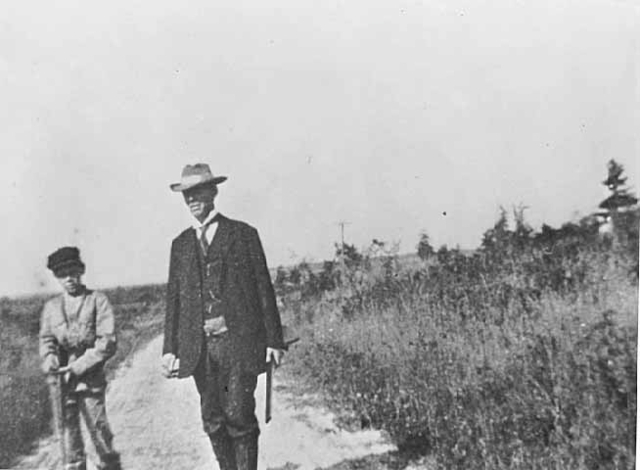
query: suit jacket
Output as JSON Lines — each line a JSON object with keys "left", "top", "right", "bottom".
{"left": 163, "top": 214, "right": 285, "bottom": 378}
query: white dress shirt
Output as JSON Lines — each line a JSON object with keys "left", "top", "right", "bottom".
{"left": 192, "top": 209, "right": 219, "bottom": 245}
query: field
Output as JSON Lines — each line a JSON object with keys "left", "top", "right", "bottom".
{"left": 0, "top": 284, "right": 165, "bottom": 468}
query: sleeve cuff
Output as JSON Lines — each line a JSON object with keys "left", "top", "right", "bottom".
{"left": 69, "top": 360, "right": 87, "bottom": 376}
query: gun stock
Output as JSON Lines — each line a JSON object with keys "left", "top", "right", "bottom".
{"left": 265, "top": 360, "right": 273, "bottom": 423}
{"left": 47, "top": 373, "right": 67, "bottom": 467}
{"left": 265, "top": 335, "right": 300, "bottom": 424}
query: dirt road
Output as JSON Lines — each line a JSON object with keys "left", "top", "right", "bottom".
{"left": 13, "top": 336, "right": 396, "bottom": 470}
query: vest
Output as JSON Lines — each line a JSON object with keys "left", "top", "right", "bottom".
{"left": 195, "top": 236, "right": 226, "bottom": 321}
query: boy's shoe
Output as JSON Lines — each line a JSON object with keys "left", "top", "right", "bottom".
{"left": 96, "top": 452, "right": 122, "bottom": 470}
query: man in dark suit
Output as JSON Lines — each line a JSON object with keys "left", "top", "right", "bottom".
{"left": 162, "top": 163, "right": 286, "bottom": 470}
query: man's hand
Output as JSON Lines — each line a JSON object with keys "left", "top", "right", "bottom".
{"left": 266, "top": 348, "right": 285, "bottom": 368}
{"left": 42, "top": 354, "right": 60, "bottom": 374}
{"left": 161, "top": 353, "right": 180, "bottom": 378}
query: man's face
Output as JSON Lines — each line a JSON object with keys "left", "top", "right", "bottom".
{"left": 54, "top": 265, "right": 84, "bottom": 295}
{"left": 183, "top": 184, "right": 216, "bottom": 221}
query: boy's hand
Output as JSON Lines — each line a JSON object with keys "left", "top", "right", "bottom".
{"left": 161, "top": 353, "right": 180, "bottom": 378}
{"left": 42, "top": 355, "right": 60, "bottom": 373}
{"left": 57, "top": 365, "right": 73, "bottom": 384}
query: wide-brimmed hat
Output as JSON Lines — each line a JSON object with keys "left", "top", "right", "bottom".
{"left": 47, "top": 246, "right": 85, "bottom": 273}
{"left": 170, "top": 164, "right": 227, "bottom": 192}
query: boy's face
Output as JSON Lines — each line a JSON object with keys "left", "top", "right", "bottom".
{"left": 54, "top": 265, "right": 84, "bottom": 295}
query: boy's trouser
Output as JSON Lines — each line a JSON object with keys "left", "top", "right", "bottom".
{"left": 62, "top": 389, "right": 121, "bottom": 470}
{"left": 193, "top": 332, "right": 259, "bottom": 470}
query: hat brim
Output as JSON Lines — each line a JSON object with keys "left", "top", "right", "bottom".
{"left": 50, "top": 259, "right": 85, "bottom": 274}
{"left": 170, "top": 176, "right": 227, "bottom": 192}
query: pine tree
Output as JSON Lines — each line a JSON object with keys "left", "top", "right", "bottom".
{"left": 599, "top": 159, "right": 638, "bottom": 212}
{"left": 598, "top": 159, "right": 639, "bottom": 249}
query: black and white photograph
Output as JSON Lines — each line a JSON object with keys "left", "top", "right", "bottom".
{"left": 0, "top": 1, "right": 638, "bottom": 469}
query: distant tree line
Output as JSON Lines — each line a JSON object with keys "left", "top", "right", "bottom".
{"left": 274, "top": 159, "right": 638, "bottom": 301}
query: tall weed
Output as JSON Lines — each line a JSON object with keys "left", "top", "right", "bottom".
{"left": 283, "top": 241, "right": 637, "bottom": 469}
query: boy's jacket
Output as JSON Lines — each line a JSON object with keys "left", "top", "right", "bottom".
{"left": 39, "top": 289, "right": 117, "bottom": 392}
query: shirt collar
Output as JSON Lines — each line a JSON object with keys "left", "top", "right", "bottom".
{"left": 192, "top": 209, "right": 219, "bottom": 231}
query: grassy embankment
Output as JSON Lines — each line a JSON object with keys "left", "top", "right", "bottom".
{"left": 279, "top": 220, "right": 638, "bottom": 470}
{"left": 0, "top": 284, "right": 165, "bottom": 467}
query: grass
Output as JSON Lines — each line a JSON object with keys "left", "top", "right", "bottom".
{"left": 280, "top": 238, "right": 638, "bottom": 469}
{"left": 0, "top": 284, "right": 166, "bottom": 468}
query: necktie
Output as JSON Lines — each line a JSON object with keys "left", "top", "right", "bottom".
{"left": 198, "top": 215, "right": 219, "bottom": 254}
{"left": 199, "top": 223, "right": 211, "bottom": 254}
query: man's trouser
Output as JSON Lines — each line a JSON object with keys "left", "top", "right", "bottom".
{"left": 62, "top": 389, "right": 121, "bottom": 470}
{"left": 193, "top": 332, "right": 259, "bottom": 470}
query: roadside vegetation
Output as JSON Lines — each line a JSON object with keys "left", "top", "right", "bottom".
{"left": 276, "top": 160, "right": 638, "bottom": 469}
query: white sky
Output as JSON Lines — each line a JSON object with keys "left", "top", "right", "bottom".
{"left": 1, "top": 0, "right": 638, "bottom": 296}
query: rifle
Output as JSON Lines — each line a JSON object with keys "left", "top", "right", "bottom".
{"left": 265, "top": 334, "right": 300, "bottom": 424}
{"left": 47, "top": 371, "right": 67, "bottom": 468}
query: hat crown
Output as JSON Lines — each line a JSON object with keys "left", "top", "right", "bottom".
{"left": 182, "top": 163, "right": 213, "bottom": 179}
{"left": 170, "top": 163, "right": 227, "bottom": 192}
{"left": 47, "top": 246, "right": 84, "bottom": 272}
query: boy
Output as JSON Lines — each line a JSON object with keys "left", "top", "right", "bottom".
{"left": 39, "top": 246, "right": 122, "bottom": 470}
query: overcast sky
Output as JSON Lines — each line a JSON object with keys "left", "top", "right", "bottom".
{"left": 1, "top": 0, "right": 638, "bottom": 296}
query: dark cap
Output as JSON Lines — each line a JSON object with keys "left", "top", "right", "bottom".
{"left": 47, "top": 246, "right": 85, "bottom": 273}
